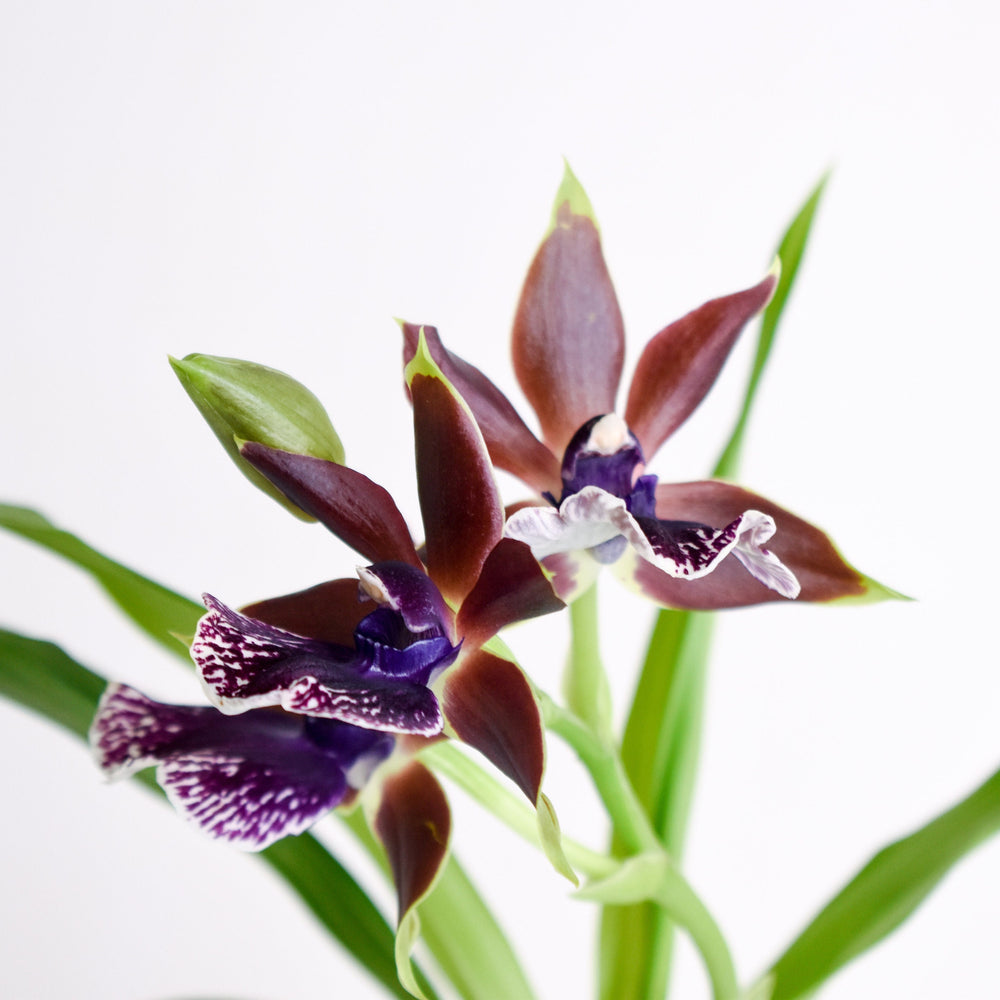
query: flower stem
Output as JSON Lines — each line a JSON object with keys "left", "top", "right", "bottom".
{"left": 564, "top": 580, "right": 614, "bottom": 745}
{"left": 539, "top": 691, "right": 660, "bottom": 856}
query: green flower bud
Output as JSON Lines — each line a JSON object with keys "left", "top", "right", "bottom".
{"left": 169, "top": 354, "right": 345, "bottom": 520}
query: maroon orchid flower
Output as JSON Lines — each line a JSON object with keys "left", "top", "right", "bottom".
{"left": 229, "top": 337, "right": 565, "bottom": 814}
{"left": 402, "top": 166, "right": 884, "bottom": 609}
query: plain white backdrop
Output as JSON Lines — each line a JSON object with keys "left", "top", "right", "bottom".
{"left": 2, "top": 2, "right": 999, "bottom": 998}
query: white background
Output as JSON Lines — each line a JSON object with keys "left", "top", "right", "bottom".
{"left": 2, "top": 2, "right": 999, "bottom": 998}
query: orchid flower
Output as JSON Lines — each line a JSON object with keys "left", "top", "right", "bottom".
{"left": 224, "top": 338, "right": 565, "bottom": 815}
{"left": 401, "top": 165, "right": 881, "bottom": 609}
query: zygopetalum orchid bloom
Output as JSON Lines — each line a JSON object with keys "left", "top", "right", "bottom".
{"left": 90, "top": 564, "right": 455, "bottom": 963}
{"left": 207, "top": 338, "right": 565, "bottom": 819}
{"left": 402, "top": 165, "right": 883, "bottom": 609}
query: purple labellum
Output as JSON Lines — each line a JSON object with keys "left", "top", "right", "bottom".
{"left": 192, "top": 593, "right": 452, "bottom": 735}
{"left": 505, "top": 411, "right": 802, "bottom": 600}
{"left": 90, "top": 683, "right": 394, "bottom": 851}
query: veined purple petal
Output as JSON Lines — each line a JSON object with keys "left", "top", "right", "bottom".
{"left": 240, "top": 442, "right": 423, "bottom": 569}
{"left": 409, "top": 359, "right": 504, "bottom": 606}
{"left": 443, "top": 649, "right": 545, "bottom": 802}
{"left": 356, "top": 561, "right": 453, "bottom": 636}
{"left": 90, "top": 684, "right": 393, "bottom": 851}
{"left": 511, "top": 198, "right": 625, "bottom": 456}
{"left": 624, "top": 269, "right": 778, "bottom": 460}
{"left": 629, "top": 509, "right": 799, "bottom": 596}
{"left": 374, "top": 761, "right": 451, "bottom": 922}
{"left": 401, "top": 322, "right": 561, "bottom": 495}
{"left": 192, "top": 595, "right": 443, "bottom": 735}
{"left": 456, "top": 538, "right": 565, "bottom": 646}
{"left": 633, "top": 480, "right": 871, "bottom": 607}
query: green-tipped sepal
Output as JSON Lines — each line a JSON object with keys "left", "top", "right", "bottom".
{"left": 170, "top": 354, "right": 345, "bottom": 519}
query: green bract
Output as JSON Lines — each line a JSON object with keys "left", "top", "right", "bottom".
{"left": 170, "top": 353, "right": 345, "bottom": 519}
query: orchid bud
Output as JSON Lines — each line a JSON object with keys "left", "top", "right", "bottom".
{"left": 169, "top": 353, "right": 344, "bottom": 519}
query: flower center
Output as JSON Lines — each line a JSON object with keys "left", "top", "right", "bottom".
{"left": 556, "top": 414, "right": 657, "bottom": 517}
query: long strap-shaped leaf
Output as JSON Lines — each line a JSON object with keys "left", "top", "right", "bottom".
{"left": 762, "top": 765, "right": 1000, "bottom": 1000}
{"left": 599, "top": 175, "right": 829, "bottom": 1000}
{"left": 0, "top": 627, "right": 429, "bottom": 1000}
{"left": 0, "top": 503, "right": 204, "bottom": 659}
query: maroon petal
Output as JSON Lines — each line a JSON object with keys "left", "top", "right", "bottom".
{"left": 240, "top": 442, "right": 422, "bottom": 568}
{"left": 511, "top": 185, "right": 625, "bottom": 456}
{"left": 443, "top": 648, "right": 545, "bottom": 802}
{"left": 374, "top": 760, "right": 451, "bottom": 922}
{"left": 456, "top": 538, "right": 565, "bottom": 646}
{"left": 402, "top": 322, "right": 561, "bottom": 495}
{"left": 622, "top": 481, "right": 871, "bottom": 608}
{"left": 409, "top": 354, "right": 504, "bottom": 606}
{"left": 242, "top": 578, "right": 371, "bottom": 645}
{"left": 624, "top": 269, "right": 778, "bottom": 460}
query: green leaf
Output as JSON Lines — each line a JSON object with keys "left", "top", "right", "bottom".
{"left": 0, "top": 627, "right": 436, "bottom": 1000}
{"left": 599, "top": 175, "right": 829, "bottom": 1000}
{"left": 764, "top": 765, "right": 1000, "bottom": 1000}
{"left": 0, "top": 504, "right": 203, "bottom": 659}
{"left": 171, "top": 354, "right": 345, "bottom": 521}
{"left": 713, "top": 173, "right": 828, "bottom": 480}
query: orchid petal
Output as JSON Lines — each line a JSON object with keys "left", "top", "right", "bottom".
{"left": 91, "top": 683, "right": 393, "bottom": 851}
{"left": 401, "top": 322, "right": 561, "bottom": 495}
{"left": 616, "top": 481, "right": 882, "bottom": 608}
{"left": 504, "top": 487, "right": 624, "bottom": 559}
{"left": 356, "top": 561, "right": 453, "bottom": 636}
{"left": 443, "top": 648, "right": 545, "bottom": 803}
{"left": 511, "top": 163, "right": 625, "bottom": 455}
{"left": 192, "top": 595, "right": 443, "bottom": 735}
{"left": 406, "top": 332, "right": 504, "bottom": 606}
{"left": 240, "top": 442, "right": 423, "bottom": 568}
{"left": 456, "top": 538, "right": 565, "bottom": 646}
{"left": 624, "top": 266, "right": 779, "bottom": 460}
{"left": 241, "top": 578, "right": 371, "bottom": 646}
{"left": 373, "top": 760, "right": 451, "bottom": 923}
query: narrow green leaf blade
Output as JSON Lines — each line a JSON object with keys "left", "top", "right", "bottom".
{"left": 766, "top": 766, "right": 1000, "bottom": 1000}
{"left": 713, "top": 173, "right": 828, "bottom": 480}
{"left": 0, "top": 627, "right": 435, "bottom": 1000}
{"left": 0, "top": 503, "right": 204, "bottom": 659}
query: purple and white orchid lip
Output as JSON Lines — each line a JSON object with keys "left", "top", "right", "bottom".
{"left": 191, "top": 563, "right": 462, "bottom": 736}
{"left": 506, "top": 484, "right": 802, "bottom": 595}
{"left": 90, "top": 683, "right": 394, "bottom": 851}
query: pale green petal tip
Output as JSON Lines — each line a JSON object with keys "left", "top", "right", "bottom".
{"left": 548, "top": 159, "right": 598, "bottom": 234}
{"left": 837, "top": 572, "right": 914, "bottom": 606}
{"left": 574, "top": 852, "right": 668, "bottom": 905}
{"left": 537, "top": 792, "right": 578, "bottom": 886}
{"left": 403, "top": 328, "right": 446, "bottom": 386}
{"left": 394, "top": 910, "right": 428, "bottom": 1000}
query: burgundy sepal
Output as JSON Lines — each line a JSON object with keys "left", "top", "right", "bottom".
{"left": 410, "top": 366, "right": 503, "bottom": 605}
{"left": 511, "top": 201, "right": 625, "bottom": 456}
{"left": 240, "top": 442, "right": 423, "bottom": 568}
{"left": 402, "top": 322, "right": 561, "bottom": 495}
{"left": 443, "top": 648, "right": 545, "bottom": 802}
{"left": 457, "top": 538, "right": 565, "bottom": 646}
{"left": 374, "top": 760, "right": 451, "bottom": 922}
{"left": 241, "top": 578, "right": 371, "bottom": 646}
{"left": 625, "top": 271, "right": 778, "bottom": 459}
